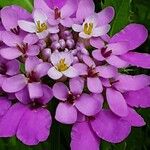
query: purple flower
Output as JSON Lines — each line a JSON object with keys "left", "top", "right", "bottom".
{"left": 53, "top": 77, "right": 102, "bottom": 124}
{"left": 34, "top": 0, "right": 78, "bottom": 27}
{"left": 1, "top": 5, "right": 32, "bottom": 35}
{"left": 74, "top": 55, "right": 117, "bottom": 93}
{"left": 2, "top": 57, "right": 51, "bottom": 100}
{"left": 18, "top": 9, "right": 59, "bottom": 39}
{"left": 71, "top": 108, "right": 145, "bottom": 150}
{"left": 72, "top": 3, "right": 114, "bottom": 39}
{"left": 91, "top": 24, "right": 148, "bottom": 68}
{"left": 0, "top": 33, "right": 40, "bottom": 60}
{"left": 0, "top": 91, "right": 52, "bottom": 145}
{"left": 48, "top": 52, "right": 78, "bottom": 79}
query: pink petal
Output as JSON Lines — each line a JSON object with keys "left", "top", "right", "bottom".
{"left": 110, "top": 24, "right": 148, "bottom": 50}
{"left": 28, "top": 82, "right": 43, "bottom": 99}
{"left": 23, "top": 34, "right": 39, "bottom": 45}
{"left": 55, "top": 103, "right": 77, "bottom": 124}
{"left": 107, "top": 42, "right": 129, "bottom": 55}
{"left": 92, "top": 50, "right": 105, "bottom": 61}
{"left": 114, "top": 74, "right": 150, "bottom": 91}
{"left": 96, "top": 65, "right": 117, "bottom": 78}
{"left": 0, "top": 48, "right": 22, "bottom": 60}
{"left": 71, "top": 122, "right": 100, "bottom": 150}
{"left": 26, "top": 45, "right": 40, "bottom": 56}
{"left": 123, "top": 107, "right": 145, "bottom": 127}
{"left": 75, "top": 93, "right": 101, "bottom": 116}
{"left": 76, "top": 0, "right": 95, "bottom": 21}
{"left": 97, "top": 6, "right": 115, "bottom": 25}
{"left": 106, "top": 88, "right": 128, "bottom": 117}
{"left": 17, "top": 108, "right": 52, "bottom": 145}
{"left": 124, "top": 87, "right": 150, "bottom": 108}
{"left": 87, "top": 77, "right": 103, "bottom": 93}
{"left": 73, "top": 63, "right": 88, "bottom": 76}
{"left": 82, "top": 55, "right": 96, "bottom": 67}
{"left": 0, "top": 103, "right": 27, "bottom": 137}
{"left": 2, "top": 74, "right": 27, "bottom": 93}
{"left": 121, "top": 52, "right": 150, "bottom": 69}
{"left": 106, "top": 55, "right": 129, "bottom": 68}
{"left": 69, "top": 77, "right": 84, "bottom": 94}
{"left": 91, "top": 109, "right": 131, "bottom": 143}
{"left": 90, "top": 37, "right": 105, "bottom": 49}
{"left": 52, "top": 82, "right": 69, "bottom": 101}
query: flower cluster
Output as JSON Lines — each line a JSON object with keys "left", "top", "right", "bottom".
{"left": 0, "top": 0, "right": 150, "bottom": 149}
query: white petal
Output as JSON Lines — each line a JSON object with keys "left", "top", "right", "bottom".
{"left": 72, "top": 24, "right": 82, "bottom": 32}
{"left": 92, "top": 25, "right": 110, "bottom": 37}
{"left": 33, "top": 9, "right": 47, "bottom": 23}
{"left": 79, "top": 32, "right": 91, "bottom": 39}
{"left": 48, "top": 67, "right": 63, "bottom": 80}
{"left": 51, "top": 52, "right": 60, "bottom": 66}
{"left": 18, "top": 20, "right": 36, "bottom": 33}
{"left": 48, "top": 27, "right": 59, "bottom": 34}
{"left": 36, "top": 30, "right": 49, "bottom": 39}
{"left": 62, "top": 66, "right": 78, "bottom": 78}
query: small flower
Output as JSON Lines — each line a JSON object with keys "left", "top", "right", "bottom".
{"left": 72, "top": 15, "right": 110, "bottom": 39}
{"left": 18, "top": 9, "right": 59, "bottom": 39}
{"left": 48, "top": 52, "right": 78, "bottom": 80}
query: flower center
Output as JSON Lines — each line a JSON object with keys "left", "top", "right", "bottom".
{"left": 88, "top": 67, "right": 98, "bottom": 77}
{"left": 10, "top": 26, "right": 20, "bottom": 35}
{"left": 54, "top": 7, "right": 61, "bottom": 19}
{"left": 56, "top": 59, "right": 69, "bottom": 72}
{"left": 101, "top": 47, "right": 112, "bottom": 58}
{"left": 17, "top": 43, "right": 28, "bottom": 54}
{"left": 36, "top": 21, "right": 48, "bottom": 33}
{"left": 83, "top": 23, "right": 93, "bottom": 35}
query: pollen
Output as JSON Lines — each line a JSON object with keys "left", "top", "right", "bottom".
{"left": 36, "top": 21, "right": 48, "bottom": 33}
{"left": 83, "top": 23, "right": 93, "bottom": 35}
{"left": 56, "top": 59, "right": 69, "bottom": 72}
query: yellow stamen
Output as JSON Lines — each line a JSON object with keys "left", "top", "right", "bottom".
{"left": 56, "top": 59, "right": 69, "bottom": 72}
{"left": 36, "top": 21, "right": 48, "bottom": 33}
{"left": 83, "top": 23, "right": 93, "bottom": 35}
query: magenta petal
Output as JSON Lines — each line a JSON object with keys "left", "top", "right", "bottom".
{"left": 87, "top": 77, "right": 103, "bottom": 93}
{"left": 55, "top": 103, "right": 77, "bottom": 124}
{"left": 71, "top": 122, "right": 100, "bottom": 150}
{"left": 106, "top": 88, "right": 128, "bottom": 117}
{"left": 124, "top": 87, "right": 150, "bottom": 108}
{"left": 82, "top": 55, "right": 95, "bottom": 67}
{"left": 97, "top": 6, "right": 115, "bottom": 25}
{"left": 91, "top": 109, "right": 131, "bottom": 143}
{"left": 1, "top": 5, "right": 31, "bottom": 31}
{"left": 92, "top": 50, "right": 105, "bottom": 61}
{"left": 25, "top": 56, "right": 41, "bottom": 73}
{"left": 73, "top": 63, "right": 88, "bottom": 76}
{"left": 15, "top": 86, "right": 31, "bottom": 104}
{"left": 76, "top": 0, "right": 95, "bottom": 21}
{"left": 53, "top": 82, "right": 69, "bottom": 101}
{"left": 2, "top": 74, "right": 27, "bottom": 93}
{"left": 17, "top": 108, "right": 52, "bottom": 145}
{"left": 69, "top": 77, "right": 84, "bottom": 94}
{"left": 26, "top": 45, "right": 40, "bottom": 56}
{"left": 75, "top": 93, "right": 101, "bottom": 116}
{"left": 23, "top": 34, "right": 39, "bottom": 45}
{"left": 6, "top": 59, "right": 20, "bottom": 76}
{"left": 106, "top": 55, "right": 129, "bottom": 68}
{"left": 0, "top": 48, "right": 22, "bottom": 60}
{"left": 90, "top": 37, "right": 105, "bottom": 49}
{"left": 0, "top": 103, "right": 27, "bottom": 137}
{"left": 45, "top": 0, "right": 67, "bottom": 9}
{"left": 2, "top": 31, "right": 23, "bottom": 46}
{"left": 0, "top": 98, "right": 12, "bottom": 116}
{"left": 96, "top": 65, "right": 117, "bottom": 78}
{"left": 61, "top": 0, "right": 78, "bottom": 18}
{"left": 34, "top": 62, "right": 51, "bottom": 78}
{"left": 114, "top": 74, "right": 150, "bottom": 91}
{"left": 38, "top": 85, "right": 53, "bottom": 104}
{"left": 121, "top": 52, "right": 150, "bottom": 69}
{"left": 110, "top": 24, "right": 148, "bottom": 50}
{"left": 28, "top": 82, "right": 43, "bottom": 99}
{"left": 123, "top": 108, "right": 145, "bottom": 127}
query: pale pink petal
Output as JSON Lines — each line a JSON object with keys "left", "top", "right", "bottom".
{"left": 62, "top": 66, "right": 78, "bottom": 78}
{"left": 48, "top": 67, "right": 63, "bottom": 80}
{"left": 72, "top": 24, "right": 82, "bottom": 32}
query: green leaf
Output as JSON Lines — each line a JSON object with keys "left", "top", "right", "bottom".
{"left": 0, "top": 0, "right": 33, "bottom": 12}
{"left": 101, "top": 0, "right": 132, "bottom": 36}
